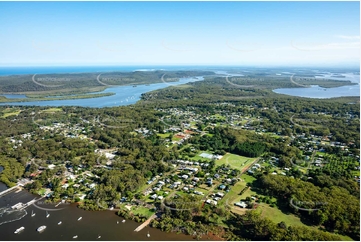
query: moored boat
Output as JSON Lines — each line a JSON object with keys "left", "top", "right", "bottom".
{"left": 14, "top": 227, "right": 25, "bottom": 234}
{"left": 37, "top": 225, "right": 46, "bottom": 232}
{"left": 77, "top": 217, "right": 82, "bottom": 221}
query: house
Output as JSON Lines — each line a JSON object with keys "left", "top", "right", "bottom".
{"left": 219, "top": 184, "right": 226, "bottom": 190}
{"left": 216, "top": 192, "right": 224, "bottom": 197}
{"left": 157, "top": 196, "right": 164, "bottom": 200}
{"left": 150, "top": 194, "right": 158, "bottom": 199}
{"left": 206, "top": 199, "right": 217, "bottom": 206}
{"left": 194, "top": 191, "right": 204, "bottom": 195}
{"left": 193, "top": 177, "right": 200, "bottom": 182}
{"left": 181, "top": 175, "right": 189, "bottom": 179}
{"left": 234, "top": 201, "right": 247, "bottom": 208}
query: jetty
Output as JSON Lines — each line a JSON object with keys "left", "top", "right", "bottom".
{"left": 0, "top": 185, "right": 20, "bottom": 197}
{"left": 134, "top": 214, "right": 157, "bottom": 232}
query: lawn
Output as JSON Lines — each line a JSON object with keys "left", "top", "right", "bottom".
{"left": 131, "top": 206, "right": 154, "bottom": 218}
{"left": 257, "top": 203, "right": 305, "bottom": 227}
{"left": 240, "top": 174, "right": 257, "bottom": 183}
{"left": 172, "top": 135, "right": 182, "bottom": 141}
{"left": 42, "top": 107, "right": 63, "bottom": 113}
{"left": 157, "top": 133, "right": 171, "bottom": 138}
{"left": 1, "top": 108, "right": 21, "bottom": 118}
{"left": 219, "top": 181, "right": 246, "bottom": 206}
{"left": 217, "top": 153, "right": 256, "bottom": 169}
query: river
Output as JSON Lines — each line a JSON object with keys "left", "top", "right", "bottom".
{"left": 273, "top": 73, "right": 360, "bottom": 98}
{"left": 0, "top": 183, "right": 194, "bottom": 241}
{"left": 0, "top": 77, "right": 204, "bottom": 108}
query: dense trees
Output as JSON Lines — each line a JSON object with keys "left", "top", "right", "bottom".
{"left": 256, "top": 174, "right": 360, "bottom": 240}
{"left": 0, "top": 155, "right": 25, "bottom": 187}
{"left": 230, "top": 210, "right": 343, "bottom": 241}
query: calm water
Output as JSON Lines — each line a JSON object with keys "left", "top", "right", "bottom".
{"left": 273, "top": 73, "right": 360, "bottom": 98}
{"left": 0, "top": 184, "right": 194, "bottom": 241}
{"left": 0, "top": 77, "right": 203, "bottom": 107}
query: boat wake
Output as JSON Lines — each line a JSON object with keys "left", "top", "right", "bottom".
{"left": 0, "top": 207, "right": 27, "bottom": 226}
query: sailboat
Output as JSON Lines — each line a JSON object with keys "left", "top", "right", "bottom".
{"left": 46, "top": 211, "right": 50, "bottom": 218}
{"left": 147, "top": 231, "right": 150, "bottom": 238}
{"left": 31, "top": 210, "right": 36, "bottom": 217}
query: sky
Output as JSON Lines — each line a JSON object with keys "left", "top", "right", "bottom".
{"left": 0, "top": 1, "right": 359, "bottom": 67}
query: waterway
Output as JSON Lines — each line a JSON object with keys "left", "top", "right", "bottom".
{"left": 0, "top": 77, "right": 204, "bottom": 108}
{"left": 0, "top": 183, "right": 194, "bottom": 241}
{"left": 273, "top": 73, "right": 360, "bottom": 98}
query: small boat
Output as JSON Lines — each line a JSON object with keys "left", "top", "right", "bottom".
{"left": 122, "top": 219, "right": 125, "bottom": 223}
{"left": 14, "top": 227, "right": 25, "bottom": 234}
{"left": 77, "top": 217, "right": 82, "bottom": 221}
{"left": 46, "top": 211, "right": 50, "bottom": 218}
{"left": 31, "top": 210, "right": 36, "bottom": 217}
{"left": 58, "top": 221, "right": 62, "bottom": 225}
{"left": 37, "top": 225, "right": 46, "bottom": 232}
{"left": 147, "top": 231, "right": 150, "bottom": 238}
{"left": 73, "top": 235, "right": 78, "bottom": 239}
{"left": 116, "top": 221, "right": 119, "bottom": 224}
{"left": 97, "top": 235, "right": 101, "bottom": 239}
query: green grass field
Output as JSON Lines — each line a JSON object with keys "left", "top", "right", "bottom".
{"left": 219, "top": 181, "right": 246, "bottom": 206}
{"left": 131, "top": 206, "right": 154, "bottom": 218}
{"left": 1, "top": 108, "right": 21, "bottom": 118}
{"left": 257, "top": 203, "right": 305, "bottom": 227}
{"left": 217, "top": 153, "right": 256, "bottom": 169}
{"left": 42, "top": 107, "right": 63, "bottom": 113}
{"left": 157, "top": 133, "right": 171, "bottom": 138}
{"left": 240, "top": 174, "right": 257, "bottom": 183}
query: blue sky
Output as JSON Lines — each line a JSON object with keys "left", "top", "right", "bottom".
{"left": 0, "top": 1, "right": 359, "bottom": 67}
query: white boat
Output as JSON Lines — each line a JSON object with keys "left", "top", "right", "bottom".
{"left": 46, "top": 211, "right": 50, "bottom": 218}
{"left": 58, "top": 221, "right": 62, "bottom": 225}
{"left": 31, "top": 210, "right": 36, "bottom": 217}
{"left": 147, "top": 231, "right": 150, "bottom": 238}
{"left": 122, "top": 219, "right": 125, "bottom": 223}
{"left": 73, "top": 235, "right": 78, "bottom": 239}
{"left": 37, "top": 225, "right": 46, "bottom": 232}
{"left": 14, "top": 227, "right": 25, "bottom": 234}
{"left": 97, "top": 235, "right": 101, "bottom": 239}
{"left": 77, "top": 217, "right": 82, "bottom": 221}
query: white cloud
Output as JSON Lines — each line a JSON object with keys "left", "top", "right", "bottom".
{"left": 335, "top": 35, "right": 360, "bottom": 40}
{"left": 290, "top": 41, "right": 359, "bottom": 51}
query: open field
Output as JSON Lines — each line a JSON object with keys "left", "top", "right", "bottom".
{"left": 41, "top": 108, "right": 63, "bottom": 113}
{"left": 217, "top": 153, "right": 256, "bottom": 169}
{"left": 220, "top": 181, "right": 245, "bottom": 206}
{"left": 1, "top": 108, "right": 21, "bottom": 118}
